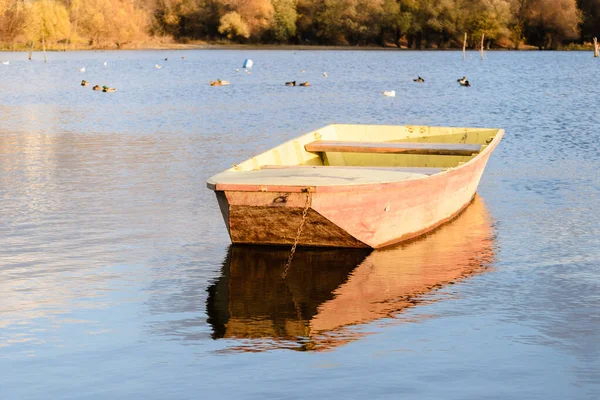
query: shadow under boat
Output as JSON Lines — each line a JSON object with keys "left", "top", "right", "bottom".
{"left": 206, "top": 195, "right": 496, "bottom": 351}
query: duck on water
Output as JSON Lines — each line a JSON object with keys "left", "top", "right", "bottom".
{"left": 210, "top": 80, "right": 230, "bottom": 86}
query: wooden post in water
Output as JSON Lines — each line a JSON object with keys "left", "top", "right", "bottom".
{"left": 42, "top": 31, "right": 47, "bottom": 63}
{"left": 480, "top": 34, "right": 485, "bottom": 60}
{"left": 594, "top": 37, "right": 599, "bottom": 58}
{"left": 463, "top": 33, "right": 467, "bottom": 60}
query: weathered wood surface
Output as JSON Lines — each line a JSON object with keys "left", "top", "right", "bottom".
{"left": 304, "top": 141, "right": 482, "bottom": 156}
{"left": 207, "top": 166, "right": 429, "bottom": 191}
{"left": 228, "top": 205, "right": 369, "bottom": 247}
{"left": 260, "top": 165, "right": 444, "bottom": 175}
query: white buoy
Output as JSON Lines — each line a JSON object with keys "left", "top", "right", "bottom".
{"left": 155, "top": 64, "right": 162, "bottom": 69}
{"left": 103, "top": 61, "right": 107, "bottom": 66}
{"left": 323, "top": 72, "right": 328, "bottom": 77}
{"left": 78, "top": 67, "right": 85, "bottom": 72}
{"left": 382, "top": 90, "right": 396, "bottom": 97}
{"left": 242, "top": 59, "right": 253, "bottom": 69}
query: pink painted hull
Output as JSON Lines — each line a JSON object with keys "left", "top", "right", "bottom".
{"left": 213, "top": 131, "right": 502, "bottom": 248}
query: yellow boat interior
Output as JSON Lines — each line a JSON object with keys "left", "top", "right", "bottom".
{"left": 207, "top": 124, "right": 503, "bottom": 190}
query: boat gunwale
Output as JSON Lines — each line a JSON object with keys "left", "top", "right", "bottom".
{"left": 207, "top": 127, "right": 504, "bottom": 193}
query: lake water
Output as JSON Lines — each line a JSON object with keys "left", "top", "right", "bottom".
{"left": 0, "top": 50, "right": 599, "bottom": 399}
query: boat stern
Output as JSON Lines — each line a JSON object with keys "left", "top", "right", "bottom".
{"left": 212, "top": 189, "right": 369, "bottom": 248}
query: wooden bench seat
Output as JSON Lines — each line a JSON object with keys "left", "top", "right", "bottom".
{"left": 260, "top": 165, "right": 444, "bottom": 175}
{"left": 304, "top": 141, "right": 481, "bottom": 156}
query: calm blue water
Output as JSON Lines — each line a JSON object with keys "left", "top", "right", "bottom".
{"left": 1, "top": 50, "right": 599, "bottom": 399}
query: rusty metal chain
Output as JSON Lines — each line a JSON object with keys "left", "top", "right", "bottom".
{"left": 282, "top": 190, "right": 312, "bottom": 280}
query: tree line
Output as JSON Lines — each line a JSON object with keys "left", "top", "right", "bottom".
{"left": 1, "top": 0, "right": 599, "bottom": 51}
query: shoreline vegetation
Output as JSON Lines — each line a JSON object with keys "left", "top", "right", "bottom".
{"left": 1, "top": 0, "right": 600, "bottom": 58}
{"left": 2, "top": 43, "right": 600, "bottom": 52}
{"left": 1, "top": 40, "right": 598, "bottom": 53}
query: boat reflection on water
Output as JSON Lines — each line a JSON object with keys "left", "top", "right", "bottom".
{"left": 206, "top": 195, "right": 495, "bottom": 351}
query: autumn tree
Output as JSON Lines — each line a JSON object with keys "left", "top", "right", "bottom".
{"left": 314, "top": 0, "right": 385, "bottom": 45}
{"left": 23, "top": 0, "right": 71, "bottom": 60}
{"left": 77, "top": 0, "right": 113, "bottom": 46}
{"left": 378, "top": 0, "right": 414, "bottom": 47}
{"left": 0, "top": 0, "right": 26, "bottom": 47}
{"left": 352, "top": 0, "right": 385, "bottom": 44}
{"left": 219, "top": 11, "right": 250, "bottom": 38}
{"left": 153, "top": 0, "right": 221, "bottom": 40}
{"left": 314, "top": 0, "right": 349, "bottom": 44}
{"left": 77, "top": 0, "right": 148, "bottom": 47}
{"left": 429, "top": 0, "right": 466, "bottom": 48}
{"left": 525, "top": 0, "right": 581, "bottom": 48}
{"left": 113, "top": 0, "right": 149, "bottom": 47}
{"left": 269, "top": 0, "right": 297, "bottom": 42}
{"left": 467, "top": 0, "right": 512, "bottom": 48}
{"left": 576, "top": 0, "right": 600, "bottom": 41}
{"left": 295, "top": 0, "right": 320, "bottom": 43}
{"left": 1, "top": 0, "right": 598, "bottom": 49}
{"left": 219, "top": 0, "right": 273, "bottom": 41}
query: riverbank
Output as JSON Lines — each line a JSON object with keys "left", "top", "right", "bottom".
{"left": 1, "top": 39, "right": 596, "bottom": 52}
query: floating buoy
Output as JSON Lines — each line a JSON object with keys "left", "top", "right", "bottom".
{"left": 155, "top": 64, "right": 162, "bottom": 69}
{"left": 323, "top": 72, "right": 328, "bottom": 77}
{"left": 382, "top": 90, "right": 396, "bottom": 97}
{"left": 78, "top": 67, "right": 85, "bottom": 72}
{"left": 242, "top": 59, "right": 253, "bottom": 69}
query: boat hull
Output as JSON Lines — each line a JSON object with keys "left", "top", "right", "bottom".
{"left": 214, "top": 133, "right": 499, "bottom": 248}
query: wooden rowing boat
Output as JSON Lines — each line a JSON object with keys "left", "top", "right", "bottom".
{"left": 206, "top": 195, "right": 495, "bottom": 351}
{"left": 207, "top": 124, "right": 503, "bottom": 248}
